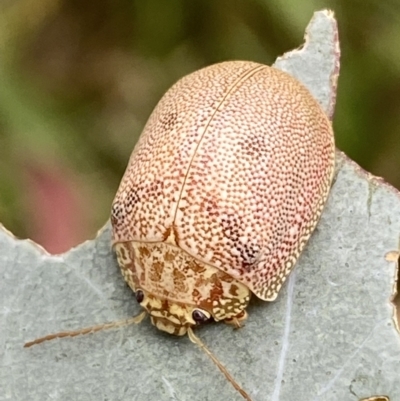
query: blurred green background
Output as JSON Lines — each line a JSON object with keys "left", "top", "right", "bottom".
{"left": 1, "top": 0, "right": 400, "bottom": 254}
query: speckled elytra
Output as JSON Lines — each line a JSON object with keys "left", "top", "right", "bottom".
{"left": 25, "top": 61, "right": 335, "bottom": 401}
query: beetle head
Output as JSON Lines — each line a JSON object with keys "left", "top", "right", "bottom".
{"left": 133, "top": 288, "right": 212, "bottom": 335}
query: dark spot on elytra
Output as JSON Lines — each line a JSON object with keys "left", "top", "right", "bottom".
{"left": 237, "top": 133, "right": 267, "bottom": 159}
{"left": 158, "top": 111, "right": 178, "bottom": 130}
{"left": 111, "top": 188, "right": 140, "bottom": 225}
{"left": 126, "top": 189, "right": 140, "bottom": 208}
{"left": 220, "top": 214, "right": 262, "bottom": 270}
{"left": 110, "top": 201, "right": 125, "bottom": 226}
{"left": 239, "top": 242, "right": 262, "bottom": 267}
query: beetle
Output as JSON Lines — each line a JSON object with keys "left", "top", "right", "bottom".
{"left": 25, "top": 61, "right": 335, "bottom": 401}
{"left": 111, "top": 60, "right": 335, "bottom": 336}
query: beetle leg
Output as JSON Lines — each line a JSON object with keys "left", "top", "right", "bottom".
{"left": 224, "top": 310, "right": 248, "bottom": 329}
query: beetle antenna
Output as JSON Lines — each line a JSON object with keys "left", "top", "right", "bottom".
{"left": 24, "top": 311, "right": 147, "bottom": 348}
{"left": 187, "top": 327, "right": 253, "bottom": 401}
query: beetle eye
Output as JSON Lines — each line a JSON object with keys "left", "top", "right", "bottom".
{"left": 135, "top": 289, "right": 144, "bottom": 303}
{"left": 192, "top": 309, "right": 211, "bottom": 324}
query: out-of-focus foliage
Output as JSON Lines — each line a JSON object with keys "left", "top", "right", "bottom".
{"left": 1, "top": 0, "right": 400, "bottom": 253}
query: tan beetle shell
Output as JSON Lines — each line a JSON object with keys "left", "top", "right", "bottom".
{"left": 111, "top": 61, "right": 334, "bottom": 330}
